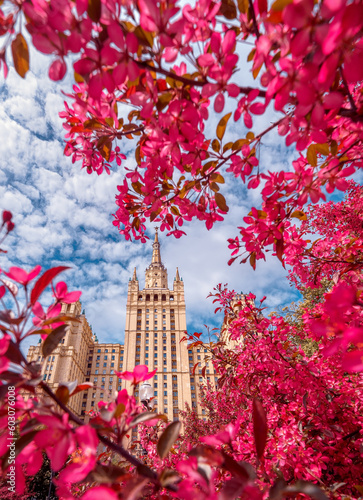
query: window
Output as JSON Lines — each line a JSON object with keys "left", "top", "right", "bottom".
{"left": 103, "top": 363, "right": 107, "bottom": 367}
{"left": 112, "top": 355, "right": 115, "bottom": 360}
{"left": 104, "top": 355, "right": 108, "bottom": 360}
{"left": 95, "top": 370, "right": 98, "bottom": 374}
{"left": 97, "top": 349, "right": 101, "bottom": 353}
{"left": 154, "top": 353, "right": 158, "bottom": 358}
{"left": 97, "top": 356, "right": 100, "bottom": 360}
{"left": 154, "top": 391, "right": 158, "bottom": 396}
{"left": 164, "top": 383, "right": 167, "bottom": 388}
{"left": 105, "top": 349, "right": 108, "bottom": 353}
{"left": 111, "top": 363, "right": 114, "bottom": 367}
{"left": 164, "top": 375, "right": 167, "bottom": 380}
{"left": 112, "top": 349, "right": 115, "bottom": 353}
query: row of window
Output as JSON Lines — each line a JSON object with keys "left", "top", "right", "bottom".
{"left": 138, "top": 294, "right": 174, "bottom": 301}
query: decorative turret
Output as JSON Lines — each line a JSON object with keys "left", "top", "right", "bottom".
{"left": 145, "top": 228, "right": 168, "bottom": 289}
{"left": 132, "top": 267, "right": 138, "bottom": 281}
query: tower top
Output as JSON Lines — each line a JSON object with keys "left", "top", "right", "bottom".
{"left": 151, "top": 228, "right": 161, "bottom": 265}
{"left": 145, "top": 228, "right": 167, "bottom": 288}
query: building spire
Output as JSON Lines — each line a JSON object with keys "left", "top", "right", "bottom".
{"left": 151, "top": 227, "right": 162, "bottom": 264}
{"left": 175, "top": 267, "right": 180, "bottom": 281}
{"left": 132, "top": 267, "right": 138, "bottom": 281}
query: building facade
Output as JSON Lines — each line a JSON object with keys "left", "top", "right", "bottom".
{"left": 26, "top": 231, "right": 217, "bottom": 423}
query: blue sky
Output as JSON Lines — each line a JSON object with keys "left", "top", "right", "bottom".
{"left": 0, "top": 44, "right": 302, "bottom": 354}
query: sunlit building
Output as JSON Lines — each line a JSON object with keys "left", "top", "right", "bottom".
{"left": 26, "top": 231, "right": 218, "bottom": 424}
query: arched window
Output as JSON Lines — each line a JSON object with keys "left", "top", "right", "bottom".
{"left": 146, "top": 294, "right": 150, "bottom": 301}
{"left": 154, "top": 294, "right": 158, "bottom": 301}
{"left": 162, "top": 294, "right": 166, "bottom": 301}
{"left": 138, "top": 295, "right": 142, "bottom": 301}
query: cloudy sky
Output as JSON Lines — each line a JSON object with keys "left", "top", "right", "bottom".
{"left": 0, "top": 40, "right": 303, "bottom": 354}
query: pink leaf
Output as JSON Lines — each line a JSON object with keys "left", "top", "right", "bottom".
{"left": 30, "top": 266, "right": 70, "bottom": 305}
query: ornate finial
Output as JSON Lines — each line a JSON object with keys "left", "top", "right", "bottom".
{"left": 176, "top": 267, "right": 180, "bottom": 281}
{"left": 132, "top": 267, "right": 138, "bottom": 280}
{"left": 151, "top": 227, "right": 161, "bottom": 263}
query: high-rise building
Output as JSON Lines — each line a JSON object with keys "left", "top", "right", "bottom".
{"left": 26, "top": 231, "right": 217, "bottom": 424}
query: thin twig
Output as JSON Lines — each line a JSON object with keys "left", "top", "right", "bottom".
{"left": 248, "top": 0, "right": 261, "bottom": 39}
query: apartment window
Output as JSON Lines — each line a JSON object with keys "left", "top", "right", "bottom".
{"left": 105, "top": 349, "right": 108, "bottom": 353}
{"left": 91, "top": 401, "right": 95, "bottom": 407}
{"left": 97, "top": 356, "right": 100, "bottom": 360}
{"left": 96, "top": 363, "right": 99, "bottom": 367}
{"left": 103, "top": 370, "right": 106, "bottom": 374}
{"left": 164, "top": 383, "right": 167, "bottom": 388}
{"left": 83, "top": 393, "right": 87, "bottom": 399}
{"left": 97, "top": 349, "right": 101, "bottom": 353}
{"left": 112, "top": 349, "right": 115, "bottom": 353}
{"left": 146, "top": 353, "right": 149, "bottom": 358}
{"left": 100, "top": 393, "right": 104, "bottom": 398}
{"left": 154, "top": 309, "right": 157, "bottom": 312}
{"left": 154, "top": 383, "right": 158, "bottom": 388}
{"left": 95, "top": 370, "right": 98, "bottom": 374}
{"left": 104, "top": 355, "right": 108, "bottom": 360}
{"left": 102, "top": 377, "right": 105, "bottom": 382}
{"left": 92, "top": 393, "right": 96, "bottom": 398}
{"left": 52, "top": 356, "right": 55, "bottom": 361}
{"left": 120, "top": 356, "right": 123, "bottom": 361}
{"left": 50, "top": 365, "right": 53, "bottom": 370}
{"left": 163, "top": 327, "right": 166, "bottom": 330}
{"left": 146, "top": 327, "right": 149, "bottom": 331}
{"left": 103, "top": 363, "right": 107, "bottom": 367}
{"left": 94, "top": 378, "right": 98, "bottom": 383}
{"left": 112, "top": 355, "right": 115, "bottom": 360}
{"left": 164, "top": 399, "right": 167, "bottom": 405}
{"left": 164, "top": 375, "right": 167, "bottom": 380}
{"left": 164, "top": 408, "right": 168, "bottom": 413}
{"left": 154, "top": 391, "right": 158, "bottom": 396}
{"left": 111, "top": 363, "right": 114, "bottom": 367}
{"left": 154, "top": 353, "right": 158, "bottom": 358}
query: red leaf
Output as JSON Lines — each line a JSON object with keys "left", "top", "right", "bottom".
{"left": 252, "top": 399, "right": 268, "bottom": 460}
{"left": 192, "top": 362, "right": 199, "bottom": 375}
{"left": 30, "top": 266, "right": 70, "bottom": 305}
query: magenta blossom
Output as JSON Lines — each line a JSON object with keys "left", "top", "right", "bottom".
{"left": 116, "top": 364, "right": 156, "bottom": 385}
{"left": 4, "top": 265, "right": 41, "bottom": 285}
{"left": 53, "top": 281, "right": 82, "bottom": 303}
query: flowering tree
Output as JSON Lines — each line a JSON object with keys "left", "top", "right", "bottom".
{"left": 1, "top": 0, "right": 363, "bottom": 497}
{"left": 1, "top": 0, "right": 362, "bottom": 254}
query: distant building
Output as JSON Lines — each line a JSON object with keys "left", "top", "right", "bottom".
{"left": 26, "top": 231, "right": 218, "bottom": 427}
